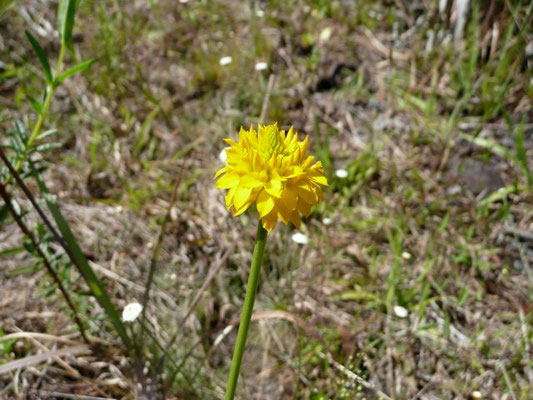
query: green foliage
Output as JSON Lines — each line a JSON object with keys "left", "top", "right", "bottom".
{"left": 57, "top": 0, "right": 78, "bottom": 47}
{"left": 55, "top": 58, "right": 95, "bottom": 85}
{"left": 2, "top": 0, "right": 129, "bottom": 351}
{"left": 25, "top": 31, "right": 53, "bottom": 84}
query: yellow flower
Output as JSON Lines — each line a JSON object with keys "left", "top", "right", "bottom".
{"left": 214, "top": 124, "right": 328, "bottom": 232}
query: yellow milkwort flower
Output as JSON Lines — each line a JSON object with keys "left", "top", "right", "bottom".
{"left": 214, "top": 124, "right": 328, "bottom": 232}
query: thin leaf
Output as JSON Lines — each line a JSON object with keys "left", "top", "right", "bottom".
{"left": 8, "top": 136, "right": 22, "bottom": 153}
{"left": 57, "top": 0, "right": 68, "bottom": 41}
{"left": 30, "top": 165, "right": 131, "bottom": 348}
{"left": 57, "top": 0, "right": 77, "bottom": 46}
{"left": 514, "top": 117, "right": 532, "bottom": 186}
{"left": 28, "top": 96, "right": 43, "bottom": 115}
{"left": 462, "top": 130, "right": 532, "bottom": 185}
{"left": 460, "top": 133, "right": 516, "bottom": 163}
{"left": 133, "top": 106, "right": 159, "bottom": 155}
{"left": 478, "top": 185, "right": 525, "bottom": 207}
{"left": 13, "top": 120, "right": 29, "bottom": 147}
{"left": 0, "top": 204, "right": 9, "bottom": 223}
{"left": 37, "top": 129, "right": 58, "bottom": 141}
{"left": 25, "top": 30, "right": 53, "bottom": 84}
{"left": 55, "top": 58, "right": 95, "bottom": 85}
{"left": 14, "top": 120, "right": 28, "bottom": 138}
{"left": 34, "top": 142, "right": 61, "bottom": 152}
{"left": 8, "top": 263, "right": 41, "bottom": 277}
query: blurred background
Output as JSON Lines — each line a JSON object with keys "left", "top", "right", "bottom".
{"left": 1, "top": 0, "right": 532, "bottom": 399}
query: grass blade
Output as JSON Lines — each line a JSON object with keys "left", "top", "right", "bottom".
{"left": 0, "top": 148, "right": 130, "bottom": 347}
{"left": 55, "top": 59, "right": 95, "bottom": 85}
{"left": 25, "top": 30, "right": 53, "bottom": 84}
{"left": 26, "top": 162, "right": 131, "bottom": 348}
{"left": 514, "top": 116, "right": 532, "bottom": 186}
{"left": 459, "top": 133, "right": 515, "bottom": 162}
{"left": 40, "top": 186, "right": 131, "bottom": 347}
{"left": 57, "top": 0, "right": 78, "bottom": 46}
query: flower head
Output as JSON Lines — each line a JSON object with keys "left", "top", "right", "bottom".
{"left": 214, "top": 124, "right": 328, "bottom": 232}
{"left": 255, "top": 61, "right": 268, "bottom": 71}
{"left": 122, "top": 302, "right": 143, "bottom": 322}
{"left": 219, "top": 56, "right": 232, "bottom": 66}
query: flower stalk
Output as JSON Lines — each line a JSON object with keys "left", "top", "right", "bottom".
{"left": 216, "top": 124, "right": 327, "bottom": 397}
{"left": 224, "top": 222, "right": 268, "bottom": 400}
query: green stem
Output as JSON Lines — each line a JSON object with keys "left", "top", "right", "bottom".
{"left": 224, "top": 222, "right": 268, "bottom": 400}
{"left": 28, "top": 85, "right": 54, "bottom": 146}
{"left": 14, "top": 42, "right": 66, "bottom": 172}
{"left": 55, "top": 42, "right": 66, "bottom": 77}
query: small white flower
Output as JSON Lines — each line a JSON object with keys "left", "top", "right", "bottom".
{"left": 255, "top": 9, "right": 265, "bottom": 17}
{"left": 471, "top": 391, "right": 482, "bottom": 399}
{"left": 213, "top": 324, "right": 234, "bottom": 347}
{"left": 255, "top": 61, "right": 268, "bottom": 71}
{"left": 291, "top": 232, "right": 309, "bottom": 245}
{"left": 179, "top": 0, "right": 188, "bottom": 3}
{"left": 219, "top": 148, "right": 228, "bottom": 163}
{"left": 319, "top": 27, "right": 332, "bottom": 42}
{"left": 122, "top": 302, "right": 143, "bottom": 322}
{"left": 335, "top": 169, "right": 348, "bottom": 178}
{"left": 11, "top": 199, "right": 21, "bottom": 215}
{"left": 393, "top": 306, "right": 408, "bottom": 318}
{"left": 170, "top": 273, "right": 177, "bottom": 280}
{"left": 401, "top": 251, "right": 412, "bottom": 260}
{"left": 219, "top": 56, "right": 232, "bottom": 66}
{"left": 322, "top": 217, "right": 332, "bottom": 225}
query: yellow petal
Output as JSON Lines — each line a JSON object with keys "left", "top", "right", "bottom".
{"left": 215, "top": 124, "right": 327, "bottom": 229}
{"left": 276, "top": 208, "right": 290, "bottom": 225}
{"left": 234, "top": 189, "right": 259, "bottom": 216}
{"left": 261, "top": 210, "right": 278, "bottom": 232}
{"left": 223, "top": 138, "right": 237, "bottom": 146}
{"left": 215, "top": 173, "right": 240, "bottom": 189}
{"left": 214, "top": 167, "right": 226, "bottom": 179}
{"left": 265, "top": 179, "right": 283, "bottom": 198}
{"left": 295, "top": 182, "right": 318, "bottom": 204}
{"left": 256, "top": 190, "right": 275, "bottom": 218}
{"left": 310, "top": 174, "right": 328, "bottom": 186}
{"left": 289, "top": 211, "right": 301, "bottom": 229}
{"left": 280, "top": 186, "right": 298, "bottom": 211}
{"left": 240, "top": 174, "right": 264, "bottom": 188}
{"left": 225, "top": 187, "right": 236, "bottom": 210}
{"left": 297, "top": 198, "right": 312, "bottom": 217}
{"left": 234, "top": 198, "right": 254, "bottom": 216}
{"left": 233, "top": 187, "right": 253, "bottom": 211}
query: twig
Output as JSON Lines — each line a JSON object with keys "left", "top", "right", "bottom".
{"left": 0, "top": 182, "right": 90, "bottom": 344}
{"left": 163, "top": 248, "right": 231, "bottom": 391}
{"left": 259, "top": 74, "right": 276, "bottom": 123}
{"left": 89, "top": 260, "right": 178, "bottom": 308}
{"left": 316, "top": 350, "right": 393, "bottom": 400}
{"left": 136, "top": 318, "right": 197, "bottom": 392}
{"left": 165, "top": 247, "right": 231, "bottom": 349}
{"left": 1, "top": 150, "right": 131, "bottom": 347}
{"left": 498, "top": 362, "right": 518, "bottom": 400}
{"left": 0, "top": 147, "right": 69, "bottom": 252}
{"left": 140, "top": 162, "right": 185, "bottom": 330}
{"left": 0, "top": 332, "right": 81, "bottom": 345}
{"left": 11, "top": 327, "right": 80, "bottom": 378}
{"left": 0, "top": 345, "right": 90, "bottom": 375}
{"left": 359, "top": 27, "right": 410, "bottom": 61}
{"left": 26, "top": 391, "right": 114, "bottom": 400}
